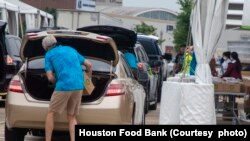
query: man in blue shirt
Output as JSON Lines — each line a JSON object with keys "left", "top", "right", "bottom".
{"left": 124, "top": 50, "right": 138, "bottom": 69}
{"left": 43, "top": 35, "right": 92, "bottom": 141}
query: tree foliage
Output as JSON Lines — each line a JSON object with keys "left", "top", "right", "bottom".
{"left": 134, "top": 22, "right": 165, "bottom": 46}
{"left": 134, "top": 21, "right": 157, "bottom": 35}
{"left": 44, "top": 7, "right": 57, "bottom": 26}
{"left": 173, "top": 0, "right": 193, "bottom": 51}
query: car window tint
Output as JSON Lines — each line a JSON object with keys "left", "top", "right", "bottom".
{"left": 140, "top": 47, "right": 149, "bottom": 63}
{"left": 139, "top": 40, "right": 158, "bottom": 55}
{"left": 120, "top": 55, "right": 133, "bottom": 78}
{"left": 135, "top": 47, "right": 142, "bottom": 62}
{"left": 138, "top": 48, "right": 147, "bottom": 62}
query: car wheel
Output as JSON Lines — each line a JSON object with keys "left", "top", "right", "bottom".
{"left": 157, "top": 82, "right": 162, "bottom": 103}
{"left": 149, "top": 89, "right": 157, "bottom": 110}
{"left": 140, "top": 110, "right": 145, "bottom": 125}
{"left": 144, "top": 87, "right": 149, "bottom": 114}
{"left": 149, "top": 102, "right": 157, "bottom": 110}
{"left": 5, "top": 124, "right": 27, "bottom": 141}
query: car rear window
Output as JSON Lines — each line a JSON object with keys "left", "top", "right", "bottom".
{"left": 138, "top": 40, "right": 158, "bottom": 55}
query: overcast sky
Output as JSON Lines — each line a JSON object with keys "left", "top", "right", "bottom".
{"left": 123, "top": 0, "right": 181, "bottom": 13}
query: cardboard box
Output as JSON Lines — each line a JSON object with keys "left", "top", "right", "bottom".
{"left": 243, "top": 77, "right": 250, "bottom": 86}
{"left": 241, "top": 71, "right": 250, "bottom": 77}
{"left": 245, "top": 85, "right": 250, "bottom": 95}
{"left": 223, "top": 83, "right": 245, "bottom": 93}
{"left": 83, "top": 72, "right": 95, "bottom": 95}
{"left": 214, "top": 83, "right": 224, "bottom": 92}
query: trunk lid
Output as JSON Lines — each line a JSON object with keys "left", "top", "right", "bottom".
{"left": 20, "top": 30, "right": 119, "bottom": 66}
{"left": 77, "top": 25, "right": 137, "bottom": 50}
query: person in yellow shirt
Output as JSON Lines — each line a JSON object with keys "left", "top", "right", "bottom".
{"left": 182, "top": 46, "right": 193, "bottom": 75}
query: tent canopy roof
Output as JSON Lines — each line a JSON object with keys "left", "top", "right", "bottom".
{"left": 2, "top": 0, "right": 53, "bottom": 19}
{"left": 0, "top": 0, "right": 18, "bottom": 11}
{"left": 8, "top": 0, "right": 37, "bottom": 14}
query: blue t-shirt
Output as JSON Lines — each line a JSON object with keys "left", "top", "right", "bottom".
{"left": 124, "top": 52, "right": 138, "bottom": 69}
{"left": 45, "top": 45, "right": 85, "bottom": 91}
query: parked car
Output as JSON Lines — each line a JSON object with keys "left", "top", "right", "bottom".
{"left": 5, "top": 30, "right": 146, "bottom": 141}
{"left": 133, "top": 42, "right": 158, "bottom": 111}
{"left": 77, "top": 25, "right": 158, "bottom": 112}
{"left": 137, "top": 34, "right": 165, "bottom": 102}
{"left": 0, "top": 21, "right": 22, "bottom": 99}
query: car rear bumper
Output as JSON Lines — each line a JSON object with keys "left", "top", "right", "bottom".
{"left": 5, "top": 92, "right": 133, "bottom": 130}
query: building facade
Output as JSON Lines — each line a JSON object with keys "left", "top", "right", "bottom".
{"left": 226, "top": 0, "right": 250, "bottom": 29}
{"left": 20, "top": 0, "right": 76, "bottom": 9}
{"left": 100, "top": 7, "right": 177, "bottom": 51}
{"left": 216, "top": 0, "right": 250, "bottom": 64}
{"left": 20, "top": 0, "right": 122, "bottom": 10}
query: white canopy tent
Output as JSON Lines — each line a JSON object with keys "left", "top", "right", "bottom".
{"left": 8, "top": 0, "right": 54, "bottom": 31}
{"left": 0, "top": 0, "right": 18, "bottom": 11}
{"left": 191, "top": 0, "right": 229, "bottom": 84}
{"left": 160, "top": 0, "right": 229, "bottom": 125}
{"left": 0, "top": 0, "right": 19, "bottom": 35}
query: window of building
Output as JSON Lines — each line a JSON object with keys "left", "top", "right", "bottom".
{"left": 228, "top": 4, "right": 244, "bottom": 10}
{"left": 227, "top": 15, "right": 242, "bottom": 20}
{"left": 137, "top": 11, "right": 177, "bottom": 21}
{"left": 166, "top": 25, "right": 174, "bottom": 32}
{"left": 226, "top": 25, "right": 240, "bottom": 29}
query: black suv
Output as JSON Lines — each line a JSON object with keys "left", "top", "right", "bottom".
{"left": 137, "top": 34, "right": 164, "bottom": 102}
{"left": 0, "top": 21, "right": 22, "bottom": 98}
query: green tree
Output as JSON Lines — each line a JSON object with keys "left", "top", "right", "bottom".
{"left": 173, "top": 0, "right": 193, "bottom": 51}
{"left": 134, "top": 22, "right": 165, "bottom": 46}
{"left": 134, "top": 21, "right": 157, "bottom": 35}
{"left": 44, "top": 7, "right": 57, "bottom": 26}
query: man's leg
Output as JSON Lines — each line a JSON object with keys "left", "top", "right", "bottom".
{"left": 45, "top": 111, "right": 54, "bottom": 141}
{"left": 67, "top": 115, "right": 77, "bottom": 141}
{"left": 67, "top": 91, "right": 82, "bottom": 141}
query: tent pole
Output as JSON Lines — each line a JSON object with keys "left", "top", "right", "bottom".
{"left": 18, "top": 13, "right": 24, "bottom": 38}
{"left": 18, "top": 8, "right": 24, "bottom": 38}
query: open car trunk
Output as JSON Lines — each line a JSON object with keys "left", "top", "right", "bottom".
{"left": 20, "top": 70, "right": 115, "bottom": 103}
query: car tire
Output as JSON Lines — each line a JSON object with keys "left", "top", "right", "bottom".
{"left": 144, "top": 96, "right": 149, "bottom": 114}
{"left": 140, "top": 110, "right": 145, "bottom": 125}
{"left": 149, "top": 90, "right": 157, "bottom": 110}
{"left": 5, "top": 124, "right": 27, "bottom": 141}
{"left": 144, "top": 86, "right": 149, "bottom": 114}
{"left": 157, "top": 81, "right": 162, "bottom": 103}
{"left": 149, "top": 102, "right": 157, "bottom": 110}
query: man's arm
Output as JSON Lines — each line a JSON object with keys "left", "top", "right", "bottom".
{"left": 46, "top": 71, "right": 56, "bottom": 83}
{"left": 84, "top": 60, "right": 92, "bottom": 78}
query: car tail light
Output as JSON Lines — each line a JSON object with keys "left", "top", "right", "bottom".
{"left": 137, "top": 63, "right": 144, "bottom": 70}
{"left": 153, "top": 67, "right": 160, "bottom": 74}
{"left": 106, "top": 84, "right": 125, "bottom": 96}
{"left": 27, "top": 33, "right": 38, "bottom": 37}
{"left": 8, "top": 80, "right": 23, "bottom": 93}
{"left": 5, "top": 55, "right": 13, "bottom": 65}
{"left": 96, "top": 36, "right": 109, "bottom": 42}
{"left": 27, "top": 33, "right": 38, "bottom": 40}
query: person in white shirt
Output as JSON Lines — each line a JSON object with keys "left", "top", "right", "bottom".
{"left": 221, "top": 51, "right": 231, "bottom": 74}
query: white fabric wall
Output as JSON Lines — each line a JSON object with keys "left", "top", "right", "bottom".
{"left": 25, "top": 14, "right": 36, "bottom": 30}
{"left": 191, "top": 0, "right": 229, "bottom": 84}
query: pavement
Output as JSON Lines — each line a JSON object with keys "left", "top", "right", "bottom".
{"left": 0, "top": 100, "right": 250, "bottom": 140}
